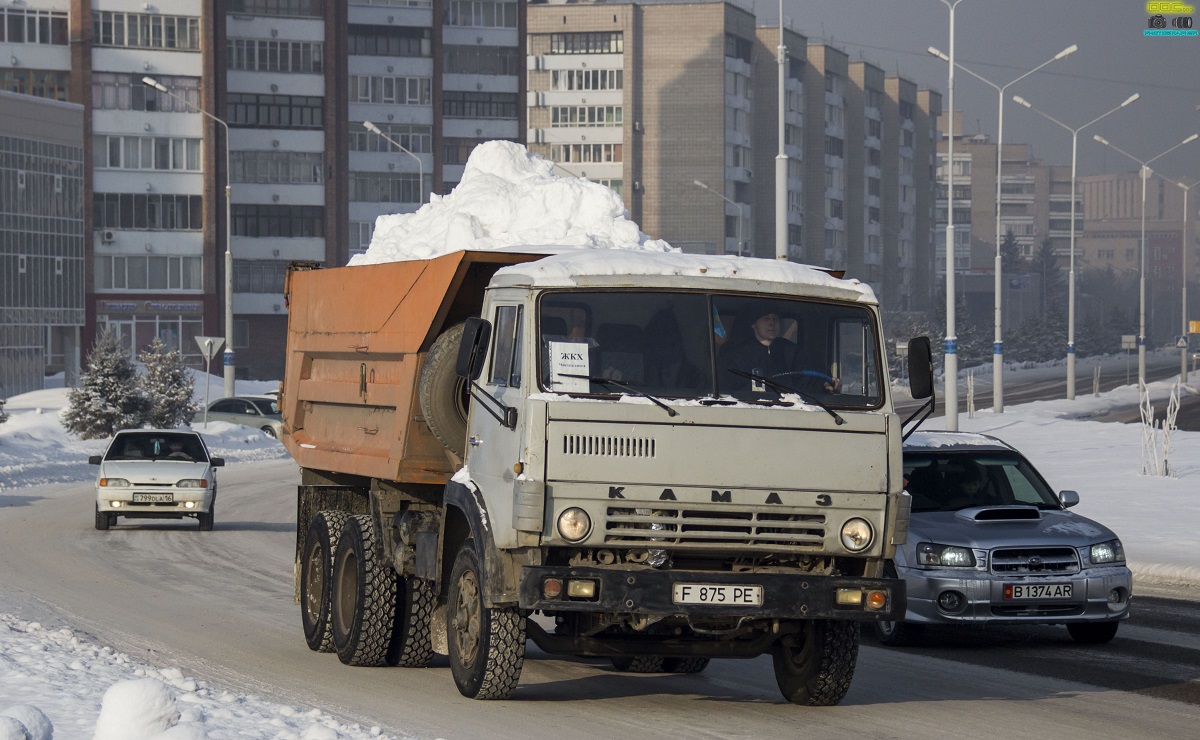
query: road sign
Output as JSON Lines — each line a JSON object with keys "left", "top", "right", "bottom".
{"left": 1190, "top": 320, "right": 1200, "bottom": 334}
{"left": 1177, "top": 336, "right": 1191, "bottom": 349}
{"left": 1121, "top": 335, "right": 1137, "bottom": 350}
{"left": 195, "top": 336, "right": 225, "bottom": 361}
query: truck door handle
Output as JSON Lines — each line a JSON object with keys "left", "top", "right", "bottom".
{"left": 469, "top": 435, "right": 482, "bottom": 447}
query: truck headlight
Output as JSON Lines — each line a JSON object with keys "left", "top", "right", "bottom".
{"left": 1090, "top": 539, "right": 1125, "bottom": 565}
{"left": 840, "top": 518, "right": 874, "bottom": 552}
{"left": 917, "top": 542, "right": 976, "bottom": 567}
{"left": 557, "top": 507, "right": 591, "bottom": 542}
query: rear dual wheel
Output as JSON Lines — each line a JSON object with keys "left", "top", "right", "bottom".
{"left": 301, "top": 511, "right": 351, "bottom": 652}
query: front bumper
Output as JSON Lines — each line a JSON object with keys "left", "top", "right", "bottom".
{"left": 96, "top": 488, "right": 213, "bottom": 517}
{"left": 519, "top": 566, "right": 906, "bottom": 621}
{"left": 897, "top": 563, "right": 1132, "bottom": 625}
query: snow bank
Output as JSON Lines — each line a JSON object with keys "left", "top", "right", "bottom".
{"left": 350, "top": 141, "right": 673, "bottom": 264}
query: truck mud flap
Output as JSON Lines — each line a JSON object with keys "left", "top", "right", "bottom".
{"left": 519, "top": 566, "right": 906, "bottom": 621}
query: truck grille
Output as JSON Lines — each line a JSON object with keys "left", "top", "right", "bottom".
{"left": 989, "top": 547, "right": 1079, "bottom": 575}
{"left": 605, "top": 505, "right": 826, "bottom": 552}
{"left": 563, "top": 434, "right": 655, "bottom": 458}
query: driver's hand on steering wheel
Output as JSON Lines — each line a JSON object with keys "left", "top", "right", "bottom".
{"left": 824, "top": 377, "right": 842, "bottom": 393}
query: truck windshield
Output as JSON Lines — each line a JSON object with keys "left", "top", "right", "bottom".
{"left": 538, "top": 291, "right": 883, "bottom": 408}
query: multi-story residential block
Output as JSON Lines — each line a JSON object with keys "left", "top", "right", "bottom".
{"left": 0, "top": 90, "right": 85, "bottom": 396}
{"left": 803, "top": 43, "right": 847, "bottom": 270}
{"left": 751, "top": 24, "right": 806, "bottom": 261}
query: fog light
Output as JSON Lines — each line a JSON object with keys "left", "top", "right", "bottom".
{"left": 835, "top": 589, "right": 863, "bottom": 606}
{"left": 1108, "top": 588, "right": 1120, "bottom": 604}
{"left": 566, "top": 579, "right": 596, "bottom": 598}
{"left": 542, "top": 578, "right": 563, "bottom": 600}
{"left": 866, "top": 590, "right": 888, "bottom": 611}
{"left": 110, "top": 500, "right": 122, "bottom": 508}
{"left": 184, "top": 501, "right": 195, "bottom": 509}
{"left": 937, "top": 590, "right": 965, "bottom": 614}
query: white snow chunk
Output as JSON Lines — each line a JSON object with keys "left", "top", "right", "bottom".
{"left": 0, "top": 706, "right": 49, "bottom": 740}
{"left": 0, "top": 716, "right": 29, "bottom": 740}
{"left": 92, "top": 678, "right": 179, "bottom": 740}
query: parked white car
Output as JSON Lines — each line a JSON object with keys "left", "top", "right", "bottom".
{"left": 90, "top": 429, "right": 224, "bottom": 531}
{"left": 204, "top": 396, "right": 283, "bottom": 438}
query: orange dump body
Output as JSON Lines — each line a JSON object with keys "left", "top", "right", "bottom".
{"left": 280, "top": 249, "right": 542, "bottom": 484}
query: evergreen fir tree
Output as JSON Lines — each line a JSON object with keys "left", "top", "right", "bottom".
{"left": 62, "top": 329, "right": 149, "bottom": 440}
{"left": 140, "top": 337, "right": 199, "bottom": 428}
{"left": 0, "top": 397, "right": 8, "bottom": 425}
{"left": 1000, "top": 228, "right": 1024, "bottom": 277}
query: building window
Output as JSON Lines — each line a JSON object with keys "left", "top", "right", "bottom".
{"left": 231, "top": 151, "right": 323, "bottom": 184}
{"left": 233, "top": 319, "right": 249, "bottom": 349}
{"left": 94, "top": 255, "right": 202, "bottom": 291}
{"left": 348, "top": 24, "right": 431, "bottom": 57}
{"left": 92, "top": 135, "right": 202, "bottom": 171}
{"left": 1, "top": 8, "right": 69, "bottom": 45}
{"left": 350, "top": 221, "right": 374, "bottom": 253}
{"left": 867, "top": 118, "right": 882, "bottom": 138}
{"left": 231, "top": 205, "right": 325, "bottom": 237}
{"left": 349, "top": 74, "right": 431, "bottom": 105}
{"left": 0, "top": 68, "right": 69, "bottom": 100}
{"left": 550, "top": 105, "right": 622, "bottom": 127}
{"left": 93, "top": 194, "right": 203, "bottom": 230}
{"left": 899, "top": 100, "right": 915, "bottom": 120}
{"left": 549, "top": 143, "right": 622, "bottom": 164}
{"left": 825, "top": 136, "right": 844, "bottom": 158}
{"left": 548, "top": 32, "right": 622, "bottom": 55}
{"left": 350, "top": 122, "right": 432, "bottom": 154}
{"left": 443, "top": 137, "right": 490, "bottom": 165}
{"left": 92, "top": 73, "right": 200, "bottom": 112}
{"left": 827, "top": 199, "right": 843, "bottom": 220}
{"left": 444, "top": 1, "right": 518, "bottom": 28}
{"left": 868, "top": 206, "right": 880, "bottom": 224}
{"left": 92, "top": 12, "right": 200, "bottom": 50}
{"left": 349, "top": 172, "right": 424, "bottom": 204}
{"left": 226, "top": 0, "right": 323, "bottom": 18}
{"left": 227, "top": 38, "right": 324, "bottom": 73}
{"left": 551, "top": 69, "right": 622, "bottom": 91}
{"left": 228, "top": 93, "right": 324, "bottom": 129}
{"left": 444, "top": 45, "right": 520, "bottom": 75}
{"left": 868, "top": 177, "right": 881, "bottom": 197}
{"left": 723, "top": 33, "right": 751, "bottom": 63}
{"left": 232, "top": 259, "right": 290, "bottom": 294}
{"left": 442, "top": 91, "right": 518, "bottom": 119}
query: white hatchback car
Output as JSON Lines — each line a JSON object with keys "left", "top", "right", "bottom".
{"left": 90, "top": 429, "right": 224, "bottom": 531}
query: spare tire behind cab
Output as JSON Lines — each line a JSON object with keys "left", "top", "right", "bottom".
{"left": 419, "top": 321, "right": 469, "bottom": 459}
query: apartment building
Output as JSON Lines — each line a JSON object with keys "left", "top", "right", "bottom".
{"left": 0, "top": 90, "right": 85, "bottom": 397}
{"left": 1, "top": 0, "right": 523, "bottom": 384}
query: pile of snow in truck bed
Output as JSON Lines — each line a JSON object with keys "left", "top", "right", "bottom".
{"left": 349, "top": 141, "right": 673, "bottom": 265}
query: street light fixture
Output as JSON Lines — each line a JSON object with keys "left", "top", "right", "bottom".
{"left": 928, "top": 43, "right": 1077, "bottom": 413}
{"left": 931, "top": 0, "right": 967, "bottom": 431}
{"left": 694, "top": 179, "right": 746, "bottom": 256}
{"left": 1011, "top": 92, "right": 1140, "bottom": 399}
{"left": 1176, "top": 179, "right": 1198, "bottom": 384}
{"left": 143, "top": 76, "right": 236, "bottom": 398}
{"left": 1092, "top": 132, "right": 1200, "bottom": 388}
{"left": 362, "top": 120, "right": 425, "bottom": 205}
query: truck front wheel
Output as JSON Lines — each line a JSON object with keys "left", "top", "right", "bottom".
{"left": 447, "top": 541, "right": 526, "bottom": 699}
{"left": 771, "top": 620, "right": 859, "bottom": 706}
{"left": 300, "top": 510, "right": 350, "bottom": 652}
{"left": 331, "top": 514, "right": 398, "bottom": 666}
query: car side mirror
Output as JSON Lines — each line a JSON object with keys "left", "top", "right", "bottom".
{"left": 455, "top": 316, "right": 492, "bottom": 381}
{"left": 907, "top": 336, "right": 934, "bottom": 400}
{"left": 1058, "top": 490, "right": 1079, "bottom": 508}
{"left": 88, "top": 455, "right": 102, "bottom": 465}
{"left": 211, "top": 458, "right": 225, "bottom": 468}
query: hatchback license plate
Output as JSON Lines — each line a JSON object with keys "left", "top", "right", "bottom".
{"left": 132, "top": 493, "right": 173, "bottom": 503}
{"left": 672, "top": 584, "right": 762, "bottom": 606}
{"left": 1005, "top": 583, "right": 1072, "bottom": 600}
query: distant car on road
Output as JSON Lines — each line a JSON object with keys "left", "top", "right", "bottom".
{"left": 205, "top": 396, "right": 283, "bottom": 438}
{"left": 90, "top": 429, "right": 224, "bottom": 531}
{"left": 876, "top": 431, "right": 1132, "bottom": 646}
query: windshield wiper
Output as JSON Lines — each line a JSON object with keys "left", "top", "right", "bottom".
{"left": 559, "top": 374, "right": 678, "bottom": 417}
{"left": 726, "top": 369, "right": 845, "bottom": 425}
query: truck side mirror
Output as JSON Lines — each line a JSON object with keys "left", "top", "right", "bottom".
{"left": 456, "top": 316, "right": 492, "bottom": 380}
{"left": 907, "top": 336, "right": 934, "bottom": 400}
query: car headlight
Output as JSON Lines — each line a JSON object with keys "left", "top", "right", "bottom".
{"left": 176, "top": 479, "right": 208, "bottom": 489}
{"left": 839, "top": 518, "right": 874, "bottom": 552}
{"left": 1090, "top": 539, "right": 1125, "bottom": 565}
{"left": 556, "top": 507, "right": 591, "bottom": 542}
{"left": 99, "top": 478, "right": 130, "bottom": 488}
{"left": 917, "top": 542, "right": 976, "bottom": 567}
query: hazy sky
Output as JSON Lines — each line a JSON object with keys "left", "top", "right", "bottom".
{"left": 761, "top": 0, "right": 1200, "bottom": 180}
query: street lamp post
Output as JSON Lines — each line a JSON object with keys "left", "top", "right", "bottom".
{"left": 928, "top": 43, "right": 1077, "bottom": 413}
{"left": 694, "top": 179, "right": 746, "bottom": 256}
{"left": 1011, "top": 92, "right": 1140, "bottom": 399}
{"left": 1092, "top": 132, "right": 1200, "bottom": 388}
{"left": 1177, "top": 179, "right": 1198, "bottom": 384}
{"left": 143, "top": 76, "right": 236, "bottom": 398}
{"left": 363, "top": 121, "right": 425, "bottom": 205}
{"left": 932, "top": 0, "right": 967, "bottom": 431}
{"left": 775, "top": 0, "right": 788, "bottom": 260}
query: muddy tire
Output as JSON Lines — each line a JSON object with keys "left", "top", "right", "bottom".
{"left": 418, "top": 322, "right": 469, "bottom": 458}
{"left": 197, "top": 504, "right": 214, "bottom": 532}
{"left": 94, "top": 505, "right": 111, "bottom": 531}
{"left": 331, "top": 514, "right": 398, "bottom": 666}
{"left": 447, "top": 541, "right": 526, "bottom": 699}
{"left": 1067, "top": 621, "right": 1119, "bottom": 644}
{"left": 610, "top": 656, "right": 665, "bottom": 672}
{"left": 662, "top": 657, "right": 710, "bottom": 674}
{"left": 300, "top": 510, "right": 351, "bottom": 652}
{"left": 386, "top": 576, "right": 435, "bottom": 667}
{"left": 771, "top": 620, "right": 860, "bottom": 706}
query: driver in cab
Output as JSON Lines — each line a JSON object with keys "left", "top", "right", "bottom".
{"left": 718, "top": 301, "right": 841, "bottom": 395}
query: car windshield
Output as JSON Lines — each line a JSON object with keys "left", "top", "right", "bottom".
{"left": 249, "top": 398, "right": 279, "bottom": 415}
{"left": 537, "top": 290, "right": 883, "bottom": 408}
{"left": 903, "top": 452, "right": 1060, "bottom": 512}
{"left": 106, "top": 433, "right": 209, "bottom": 463}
